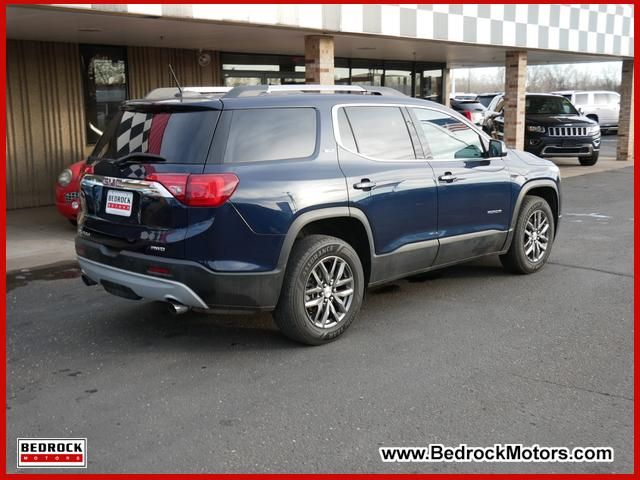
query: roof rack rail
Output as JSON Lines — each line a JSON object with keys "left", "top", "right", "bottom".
{"left": 223, "top": 84, "right": 406, "bottom": 98}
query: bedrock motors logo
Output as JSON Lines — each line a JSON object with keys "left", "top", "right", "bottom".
{"left": 17, "top": 438, "right": 87, "bottom": 468}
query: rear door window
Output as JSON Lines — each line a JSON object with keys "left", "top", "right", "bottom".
{"left": 341, "top": 106, "right": 416, "bottom": 160}
{"left": 223, "top": 108, "right": 317, "bottom": 163}
{"left": 91, "top": 109, "right": 219, "bottom": 164}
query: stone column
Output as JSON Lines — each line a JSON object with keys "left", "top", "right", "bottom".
{"left": 305, "top": 35, "right": 334, "bottom": 85}
{"left": 617, "top": 59, "right": 634, "bottom": 161}
{"left": 504, "top": 51, "right": 527, "bottom": 150}
{"left": 441, "top": 67, "right": 451, "bottom": 107}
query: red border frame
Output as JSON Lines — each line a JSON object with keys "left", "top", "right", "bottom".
{"left": 1, "top": 1, "right": 637, "bottom": 478}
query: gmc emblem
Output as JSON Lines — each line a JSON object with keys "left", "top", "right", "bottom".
{"left": 102, "top": 177, "right": 122, "bottom": 187}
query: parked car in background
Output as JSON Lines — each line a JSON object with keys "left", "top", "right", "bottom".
{"left": 450, "top": 98, "right": 486, "bottom": 126}
{"left": 55, "top": 159, "right": 91, "bottom": 224}
{"left": 552, "top": 90, "right": 620, "bottom": 134}
{"left": 476, "top": 92, "right": 502, "bottom": 108}
{"left": 77, "top": 84, "right": 560, "bottom": 345}
{"left": 484, "top": 93, "right": 600, "bottom": 166}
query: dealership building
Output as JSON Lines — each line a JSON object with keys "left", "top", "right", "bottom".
{"left": 6, "top": 4, "right": 635, "bottom": 209}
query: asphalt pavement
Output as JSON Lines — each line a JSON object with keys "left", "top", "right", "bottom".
{"left": 6, "top": 166, "right": 634, "bottom": 473}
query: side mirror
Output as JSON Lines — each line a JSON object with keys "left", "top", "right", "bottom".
{"left": 488, "top": 139, "right": 508, "bottom": 157}
{"left": 578, "top": 107, "right": 584, "bottom": 115}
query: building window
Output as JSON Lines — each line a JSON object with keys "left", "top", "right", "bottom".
{"left": 220, "top": 52, "right": 444, "bottom": 102}
{"left": 221, "top": 52, "right": 305, "bottom": 87}
{"left": 416, "top": 68, "right": 443, "bottom": 102}
{"left": 80, "top": 44, "right": 128, "bottom": 144}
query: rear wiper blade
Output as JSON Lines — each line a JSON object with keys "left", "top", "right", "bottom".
{"left": 113, "top": 153, "right": 167, "bottom": 165}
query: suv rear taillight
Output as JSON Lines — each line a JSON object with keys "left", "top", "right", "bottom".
{"left": 461, "top": 111, "right": 473, "bottom": 121}
{"left": 146, "top": 173, "right": 239, "bottom": 207}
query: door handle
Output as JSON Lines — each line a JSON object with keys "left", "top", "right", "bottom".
{"left": 438, "top": 172, "right": 458, "bottom": 183}
{"left": 353, "top": 179, "right": 377, "bottom": 191}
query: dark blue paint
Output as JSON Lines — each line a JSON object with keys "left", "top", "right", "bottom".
{"left": 79, "top": 93, "right": 560, "bottom": 277}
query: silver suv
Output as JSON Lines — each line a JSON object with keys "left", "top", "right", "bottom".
{"left": 553, "top": 90, "right": 620, "bottom": 134}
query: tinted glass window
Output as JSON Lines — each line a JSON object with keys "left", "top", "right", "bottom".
{"left": 477, "top": 95, "right": 497, "bottom": 107}
{"left": 337, "top": 108, "right": 357, "bottom": 151}
{"left": 224, "top": 108, "right": 316, "bottom": 163}
{"left": 412, "top": 108, "right": 485, "bottom": 159}
{"left": 526, "top": 96, "right": 578, "bottom": 115}
{"left": 91, "top": 109, "right": 219, "bottom": 164}
{"left": 452, "top": 100, "right": 486, "bottom": 112}
{"left": 574, "top": 93, "right": 589, "bottom": 104}
{"left": 488, "top": 96, "right": 504, "bottom": 113}
{"left": 80, "top": 44, "right": 128, "bottom": 144}
{"left": 594, "top": 93, "right": 618, "bottom": 105}
{"left": 343, "top": 106, "right": 415, "bottom": 160}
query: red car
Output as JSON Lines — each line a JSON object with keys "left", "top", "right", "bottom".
{"left": 55, "top": 160, "right": 91, "bottom": 224}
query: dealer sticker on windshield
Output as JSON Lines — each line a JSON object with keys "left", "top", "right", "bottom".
{"left": 105, "top": 190, "right": 133, "bottom": 217}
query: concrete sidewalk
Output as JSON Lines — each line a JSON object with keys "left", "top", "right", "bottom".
{"left": 6, "top": 206, "right": 77, "bottom": 272}
{"left": 4, "top": 143, "right": 633, "bottom": 273}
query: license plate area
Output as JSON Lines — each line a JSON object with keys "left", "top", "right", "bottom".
{"left": 105, "top": 189, "right": 134, "bottom": 217}
{"left": 561, "top": 139, "right": 577, "bottom": 147}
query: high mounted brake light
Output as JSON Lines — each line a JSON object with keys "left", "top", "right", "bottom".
{"left": 145, "top": 173, "right": 239, "bottom": 207}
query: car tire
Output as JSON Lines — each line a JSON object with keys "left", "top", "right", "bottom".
{"left": 273, "top": 234, "right": 365, "bottom": 345}
{"left": 579, "top": 151, "right": 599, "bottom": 166}
{"left": 500, "top": 195, "right": 555, "bottom": 274}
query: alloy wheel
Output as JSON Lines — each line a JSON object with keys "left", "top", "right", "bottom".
{"left": 304, "top": 256, "right": 354, "bottom": 329}
{"left": 524, "top": 209, "right": 550, "bottom": 263}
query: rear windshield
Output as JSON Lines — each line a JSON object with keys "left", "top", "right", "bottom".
{"left": 453, "top": 101, "right": 486, "bottom": 111}
{"left": 476, "top": 95, "right": 496, "bottom": 107}
{"left": 90, "top": 109, "right": 219, "bottom": 164}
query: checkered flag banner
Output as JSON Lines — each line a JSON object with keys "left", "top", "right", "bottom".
{"left": 120, "top": 163, "right": 149, "bottom": 179}
{"left": 116, "top": 111, "right": 153, "bottom": 157}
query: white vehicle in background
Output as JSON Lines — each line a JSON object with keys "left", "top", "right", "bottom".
{"left": 553, "top": 90, "right": 620, "bottom": 134}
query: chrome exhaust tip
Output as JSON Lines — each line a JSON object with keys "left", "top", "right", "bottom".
{"left": 167, "top": 300, "right": 190, "bottom": 315}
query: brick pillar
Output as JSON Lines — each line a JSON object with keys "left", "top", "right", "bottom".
{"left": 617, "top": 59, "right": 634, "bottom": 161}
{"left": 441, "top": 67, "right": 451, "bottom": 107}
{"left": 504, "top": 51, "right": 527, "bottom": 150}
{"left": 305, "top": 35, "right": 334, "bottom": 85}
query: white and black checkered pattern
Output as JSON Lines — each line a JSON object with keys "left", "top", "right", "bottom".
{"left": 116, "top": 111, "right": 153, "bottom": 158}
{"left": 56, "top": 4, "right": 634, "bottom": 58}
{"left": 120, "top": 164, "right": 148, "bottom": 179}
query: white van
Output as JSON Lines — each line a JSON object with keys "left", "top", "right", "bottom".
{"left": 553, "top": 90, "right": 620, "bottom": 133}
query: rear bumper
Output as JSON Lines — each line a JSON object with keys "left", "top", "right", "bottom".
{"left": 76, "top": 238, "right": 283, "bottom": 312}
{"left": 79, "top": 256, "right": 210, "bottom": 308}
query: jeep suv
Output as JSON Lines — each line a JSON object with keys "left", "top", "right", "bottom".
{"left": 484, "top": 93, "right": 601, "bottom": 166}
{"left": 77, "top": 85, "right": 561, "bottom": 345}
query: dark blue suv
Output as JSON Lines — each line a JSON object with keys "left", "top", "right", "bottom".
{"left": 77, "top": 85, "right": 561, "bottom": 345}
